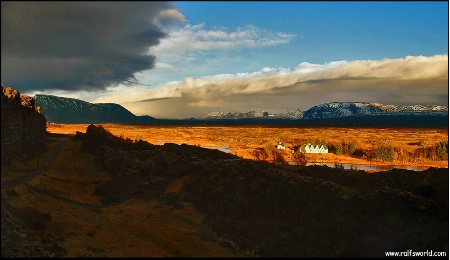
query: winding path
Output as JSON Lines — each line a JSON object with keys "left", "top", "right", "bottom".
{"left": 2, "top": 138, "right": 66, "bottom": 190}
{"left": 2, "top": 140, "right": 233, "bottom": 212}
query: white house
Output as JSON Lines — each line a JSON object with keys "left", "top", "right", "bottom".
{"left": 303, "top": 143, "right": 328, "bottom": 154}
{"left": 277, "top": 141, "right": 286, "bottom": 149}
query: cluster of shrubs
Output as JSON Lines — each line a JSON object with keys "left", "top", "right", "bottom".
{"left": 252, "top": 138, "right": 448, "bottom": 163}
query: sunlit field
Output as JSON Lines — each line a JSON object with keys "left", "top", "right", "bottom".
{"left": 47, "top": 123, "right": 448, "bottom": 168}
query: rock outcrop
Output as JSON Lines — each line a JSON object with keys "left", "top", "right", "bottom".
{"left": 1, "top": 203, "right": 54, "bottom": 257}
{"left": 1, "top": 85, "right": 47, "bottom": 164}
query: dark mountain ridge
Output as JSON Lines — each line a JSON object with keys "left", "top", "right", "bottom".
{"left": 35, "top": 95, "right": 154, "bottom": 124}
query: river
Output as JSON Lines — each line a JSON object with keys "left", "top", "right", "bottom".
{"left": 302, "top": 162, "right": 433, "bottom": 172}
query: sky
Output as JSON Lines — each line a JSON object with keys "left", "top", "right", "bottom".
{"left": 1, "top": 1, "right": 448, "bottom": 119}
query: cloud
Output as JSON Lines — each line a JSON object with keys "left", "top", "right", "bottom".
{"left": 92, "top": 55, "right": 448, "bottom": 119}
{"left": 1, "top": 2, "right": 183, "bottom": 92}
{"left": 302, "top": 55, "right": 448, "bottom": 80}
{"left": 150, "top": 23, "right": 296, "bottom": 59}
{"left": 153, "top": 8, "right": 186, "bottom": 28}
{"left": 295, "top": 61, "right": 348, "bottom": 73}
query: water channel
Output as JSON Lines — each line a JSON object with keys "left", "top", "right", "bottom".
{"left": 303, "top": 162, "right": 433, "bottom": 172}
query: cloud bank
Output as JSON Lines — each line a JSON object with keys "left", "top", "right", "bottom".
{"left": 93, "top": 55, "right": 448, "bottom": 119}
{"left": 1, "top": 2, "right": 184, "bottom": 92}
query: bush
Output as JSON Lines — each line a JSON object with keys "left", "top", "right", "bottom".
{"left": 374, "top": 145, "right": 394, "bottom": 162}
{"left": 251, "top": 148, "right": 268, "bottom": 161}
{"left": 269, "top": 149, "right": 287, "bottom": 165}
{"left": 437, "top": 141, "right": 448, "bottom": 161}
{"left": 334, "top": 140, "right": 357, "bottom": 156}
{"left": 292, "top": 151, "right": 307, "bottom": 166}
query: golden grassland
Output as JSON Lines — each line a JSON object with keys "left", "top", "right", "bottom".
{"left": 47, "top": 123, "right": 449, "bottom": 168}
{"left": 1, "top": 135, "right": 241, "bottom": 257}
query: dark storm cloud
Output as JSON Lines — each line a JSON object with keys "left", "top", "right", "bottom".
{"left": 1, "top": 2, "right": 180, "bottom": 92}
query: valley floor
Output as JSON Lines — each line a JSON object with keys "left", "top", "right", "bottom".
{"left": 46, "top": 123, "right": 449, "bottom": 169}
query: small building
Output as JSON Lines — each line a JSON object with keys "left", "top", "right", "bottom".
{"left": 277, "top": 141, "right": 286, "bottom": 150}
{"left": 303, "top": 143, "right": 328, "bottom": 154}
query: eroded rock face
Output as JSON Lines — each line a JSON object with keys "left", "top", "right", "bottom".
{"left": 20, "top": 95, "right": 36, "bottom": 110}
{"left": 1, "top": 85, "right": 47, "bottom": 163}
{"left": 1, "top": 203, "right": 54, "bottom": 257}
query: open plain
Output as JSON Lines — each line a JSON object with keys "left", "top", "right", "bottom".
{"left": 47, "top": 123, "right": 448, "bottom": 169}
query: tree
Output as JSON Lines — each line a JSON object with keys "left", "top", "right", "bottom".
{"left": 292, "top": 150, "right": 307, "bottom": 166}
{"left": 374, "top": 145, "right": 394, "bottom": 162}
{"left": 348, "top": 141, "right": 357, "bottom": 155}
{"left": 251, "top": 148, "right": 268, "bottom": 161}
{"left": 437, "top": 140, "right": 448, "bottom": 161}
{"left": 335, "top": 144, "right": 343, "bottom": 155}
{"left": 270, "top": 149, "right": 287, "bottom": 165}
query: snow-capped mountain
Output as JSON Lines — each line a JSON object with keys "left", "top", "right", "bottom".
{"left": 303, "top": 102, "right": 448, "bottom": 119}
{"left": 35, "top": 95, "right": 154, "bottom": 124}
{"left": 197, "top": 102, "right": 448, "bottom": 120}
{"left": 199, "top": 111, "right": 268, "bottom": 120}
{"left": 302, "top": 102, "right": 384, "bottom": 119}
{"left": 198, "top": 109, "right": 304, "bottom": 120}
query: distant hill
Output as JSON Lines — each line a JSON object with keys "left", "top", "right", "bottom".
{"left": 198, "top": 109, "right": 304, "bottom": 120}
{"left": 35, "top": 95, "right": 155, "bottom": 124}
{"left": 198, "top": 102, "right": 448, "bottom": 120}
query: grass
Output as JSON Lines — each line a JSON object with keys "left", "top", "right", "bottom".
{"left": 1, "top": 134, "right": 242, "bottom": 257}
{"left": 46, "top": 124, "right": 448, "bottom": 168}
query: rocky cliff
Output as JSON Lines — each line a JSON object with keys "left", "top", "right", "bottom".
{"left": 1, "top": 85, "right": 47, "bottom": 163}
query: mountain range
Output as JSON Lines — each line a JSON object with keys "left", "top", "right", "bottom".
{"left": 199, "top": 102, "right": 448, "bottom": 120}
{"left": 35, "top": 95, "right": 448, "bottom": 126}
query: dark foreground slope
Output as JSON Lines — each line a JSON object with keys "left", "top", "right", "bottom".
{"left": 82, "top": 125, "right": 448, "bottom": 257}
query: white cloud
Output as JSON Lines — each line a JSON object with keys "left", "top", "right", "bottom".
{"left": 199, "top": 66, "right": 292, "bottom": 82}
{"left": 150, "top": 23, "right": 296, "bottom": 58}
{"left": 155, "top": 62, "right": 174, "bottom": 69}
{"left": 295, "top": 61, "right": 347, "bottom": 73}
